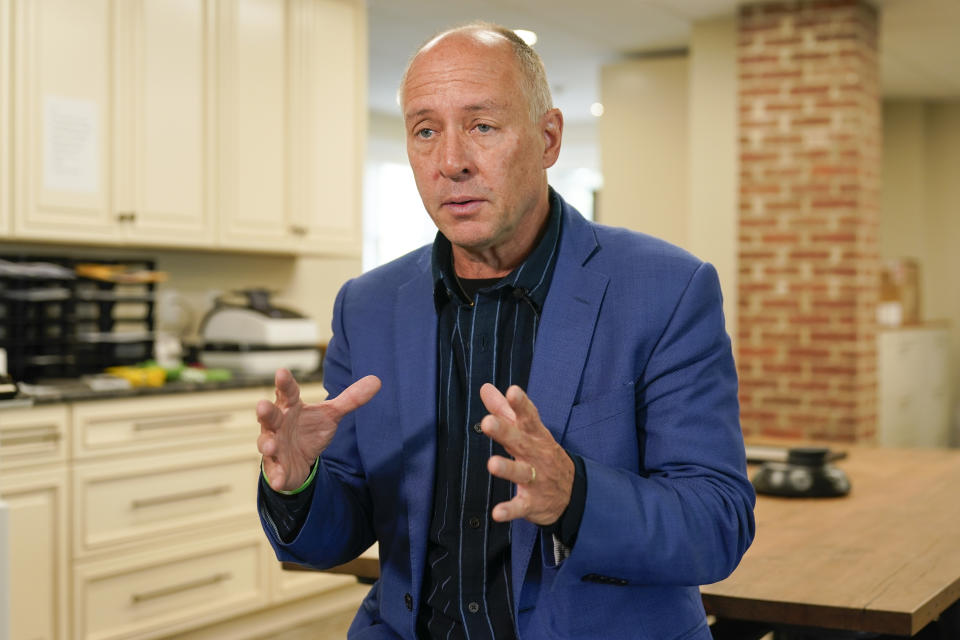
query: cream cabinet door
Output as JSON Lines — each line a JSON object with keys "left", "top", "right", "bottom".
{"left": 116, "top": 0, "right": 216, "bottom": 247}
{"left": 0, "top": 468, "right": 70, "bottom": 640}
{"left": 12, "top": 0, "right": 120, "bottom": 242}
{"left": 217, "top": 0, "right": 292, "bottom": 251}
{"left": 12, "top": 0, "right": 214, "bottom": 247}
{"left": 287, "top": 0, "right": 365, "bottom": 257}
{"left": 0, "top": 0, "right": 11, "bottom": 235}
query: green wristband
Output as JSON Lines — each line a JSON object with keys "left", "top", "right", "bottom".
{"left": 262, "top": 457, "right": 319, "bottom": 495}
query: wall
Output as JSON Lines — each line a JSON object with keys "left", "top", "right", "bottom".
{"left": 598, "top": 17, "right": 739, "bottom": 340}
{"left": 598, "top": 55, "right": 690, "bottom": 244}
{"left": 687, "top": 16, "right": 739, "bottom": 343}
{"left": 881, "top": 100, "right": 960, "bottom": 438}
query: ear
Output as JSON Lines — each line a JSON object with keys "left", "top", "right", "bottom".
{"left": 540, "top": 108, "right": 564, "bottom": 169}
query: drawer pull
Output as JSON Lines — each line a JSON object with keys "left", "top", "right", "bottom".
{"left": 0, "top": 425, "right": 61, "bottom": 447}
{"left": 130, "top": 572, "right": 232, "bottom": 603}
{"left": 132, "top": 413, "right": 231, "bottom": 432}
{"left": 131, "top": 485, "right": 231, "bottom": 509}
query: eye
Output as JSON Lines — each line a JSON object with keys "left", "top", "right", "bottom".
{"left": 415, "top": 128, "right": 435, "bottom": 140}
{"left": 474, "top": 123, "right": 493, "bottom": 133}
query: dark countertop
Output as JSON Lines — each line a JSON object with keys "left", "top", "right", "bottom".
{"left": 2, "top": 369, "right": 325, "bottom": 407}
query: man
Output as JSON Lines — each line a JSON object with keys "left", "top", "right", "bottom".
{"left": 257, "top": 22, "right": 755, "bottom": 640}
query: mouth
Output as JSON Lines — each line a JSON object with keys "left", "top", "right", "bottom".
{"left": 441, "top": 198, "right": 485, "bottom": 214}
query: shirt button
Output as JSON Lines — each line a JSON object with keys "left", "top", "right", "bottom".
{"left": 472, "top": 422, "right": 483, "bottom": 434}
{"left": 468, "top": 601, "right": 480, "bottom": 614}
{"left": 468, "top": 516, "right": 481, "bottom": 529}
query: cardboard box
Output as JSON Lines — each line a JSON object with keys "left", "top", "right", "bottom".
{"left": 878, "top": 258, "right": 920, "bottom": 326}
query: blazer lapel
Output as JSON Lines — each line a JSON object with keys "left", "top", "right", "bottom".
{"left": 395, "top": 256, "right": 438, "bottom": 606}
{"left": 511, "top": 206, "right": 609, "bottom": 601}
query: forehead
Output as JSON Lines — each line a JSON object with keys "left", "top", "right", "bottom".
{"left": 402, "top": 34, "right": 525, "bottom": 118}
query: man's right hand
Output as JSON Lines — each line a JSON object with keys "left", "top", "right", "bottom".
{"left": 257, "top": 368, "right": 382, "bottom": 492}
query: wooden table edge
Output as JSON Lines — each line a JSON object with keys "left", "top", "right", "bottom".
{"left": 701, "top": 593, "right": 913, "bottom": 636}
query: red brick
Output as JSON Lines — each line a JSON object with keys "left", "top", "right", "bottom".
{"left": 791, "top": 116, "right": 832, "bottom": 127}
{"left": 738, "top": 0, "right": 879, "bottom": 443}
{"left": 763, "top": 396, "right": 804, "bottom": 407}
{"left": 789, "top": 380, "right": 832, "bottom": 391}
{"left": 762, "top": 233, "right": 799, "bottom": 243}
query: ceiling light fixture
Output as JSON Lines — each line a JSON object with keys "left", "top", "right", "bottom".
{"left": 590, "top": 102, "right": 605, "bottom": 117}
{"left": 513, "top": 29, "right": 537, "bottom": 46}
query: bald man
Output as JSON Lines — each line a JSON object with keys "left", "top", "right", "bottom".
{"left": 257, "top": 22, "right": 755, "bottom": 640}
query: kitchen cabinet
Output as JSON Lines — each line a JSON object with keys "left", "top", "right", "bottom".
{"left": 1, "top": 385, "right": 367, "bottom": 640}
{"left": 218, "top": 0, "right": 365, "bottom": 256}
{"left": 69, "top": 383, "right": 363, "bottom": 640}
{"left": 0, "top": 405, "right": 71, "bottom": 640}
{"left": 216, "top": 0, "right": 291, "bottom": 251}
{"left": 10, "top": 0, "right": 215, "bottom": 247}
{"left": 287, "top": 0, "right": 366, "bottom": 256}
{"left": 1, "top": 0, "right": 11, "bottom": 235}
{"left": 7, "top": 0, "right": 364, "bottom": 256}
{"left": 878, "top": 325, "right": 951, "bottom": 447}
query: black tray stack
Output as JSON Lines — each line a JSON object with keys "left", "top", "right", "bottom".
{"left": 0, "top": 255, "right": 157, "bottom": 383}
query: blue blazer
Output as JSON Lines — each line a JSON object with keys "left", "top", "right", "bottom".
{"left": 260, "top": 196, "right": 755, "bottom": 640}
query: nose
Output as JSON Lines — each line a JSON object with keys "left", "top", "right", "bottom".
{"left": 438, "top": 132, "right": 474, "bottom": 181}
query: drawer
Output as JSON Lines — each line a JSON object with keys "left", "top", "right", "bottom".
{"left": 73, "top": 445, "right": 260, "bottom": 558}
{"left": 71, "top": 387, "right": 273, "bottom": 459}
{"left": 74, "top": 533, "right": 267, "bottom": 640}
{"left": 0, "top": 404, "right": 69, "bottom": 471}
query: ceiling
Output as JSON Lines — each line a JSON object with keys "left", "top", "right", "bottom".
{"left": 367, "top": 0, "right": 960, "bottom": 123}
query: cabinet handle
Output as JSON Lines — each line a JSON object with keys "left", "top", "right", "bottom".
{"left": 132, "top": 412, "right": 231, "bottom": 431}
{"left": 130, "top": 572, "right": 232, "bottom": 604}
{"left": 0, "top": 425, "right": 61, "bottom": 447}
{"left": 130, "top": 485, "right": 231, "bottom": 510}
{"left": 289, "top": 224, "right": 308, "bottom": 236}
{"left": 116, "top": 212, "right": 136, "bottom": 223}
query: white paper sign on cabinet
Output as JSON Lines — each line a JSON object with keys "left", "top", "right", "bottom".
{"left": 43, "top": 96, "right": 99, "bottom": 193}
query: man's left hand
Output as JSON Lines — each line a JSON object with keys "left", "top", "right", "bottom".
{"left": 479, "top": 383, "right": 574, "bottom": 526}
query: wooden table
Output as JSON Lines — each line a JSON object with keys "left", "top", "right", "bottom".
{"left": 284, "top": 447, "right": 960, "bottom": 636}
{"left": 701, "top": 447, "right": 960, "bottom": 636}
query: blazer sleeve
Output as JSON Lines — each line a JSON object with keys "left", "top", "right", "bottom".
{"left": 556, "top": 262, "right": 756, "bottom": 587}
{"left": 258, "top": 279, "right": 377, "bottom": 568}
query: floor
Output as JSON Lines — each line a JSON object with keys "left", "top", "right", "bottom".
{"left": 256, "top": 608, "right": 356, "bottom": 640}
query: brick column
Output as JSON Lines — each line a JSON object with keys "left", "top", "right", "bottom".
{"left": 737, "top": 1, "right": 880, "bottom": 443}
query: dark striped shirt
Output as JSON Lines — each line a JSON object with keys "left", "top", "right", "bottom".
{"left": 417, "top": 191, "right": 563, "bottom": 640}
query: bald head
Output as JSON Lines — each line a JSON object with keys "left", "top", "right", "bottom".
{"left": 399, "top": 22, "right": 553, "bottom": 124}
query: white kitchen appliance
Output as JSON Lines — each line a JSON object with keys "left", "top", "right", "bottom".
{"left": 199, "top": 289, "right": 320, "bottom": 376}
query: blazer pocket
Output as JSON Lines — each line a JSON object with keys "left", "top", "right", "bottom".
{"left": 566, "top": 382, "right": 636, "bottom": 434}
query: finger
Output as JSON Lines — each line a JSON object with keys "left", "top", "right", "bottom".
{"left": 257, "top": 432, "right": 276, "bottom": 457}
{"left": 487, "top": 455, "right": 535, "bottom": 486}
{"left": 480, "top": 415, "right": 524, "bottom": 455}
{"left": 491, "top": 495, "right": 529, "bottom": 522}
{"left": 274, "top": 368, "right": 301, "bottom": 409}
{"left": 256, "top": 399, "right": 282, "bottom": 432}
{"left": 505, "top": 385, "right": 541, "bottom": 432}
{"left": 479, "top": 383, "right": 516, "bottom": 421}
{"left": 266, "top": 465, "right": 286, "bottom": 491}
{"left": 326, "top": 375, "right": 382, "bottom": 422}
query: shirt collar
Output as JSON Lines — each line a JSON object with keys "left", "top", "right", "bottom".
{"left": 432, "top": 187, "right": 563, "bottom": 312}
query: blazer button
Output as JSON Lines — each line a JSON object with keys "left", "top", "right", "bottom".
{"left": 404, "top": 593, "right": 413, "bottom": 611}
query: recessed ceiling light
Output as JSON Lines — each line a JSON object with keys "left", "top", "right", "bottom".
{"left": 513, "top": 29, "right": 537, "bottom": 46}
{"left": 590, "top": 102, "right": 605, "bottom": 117}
